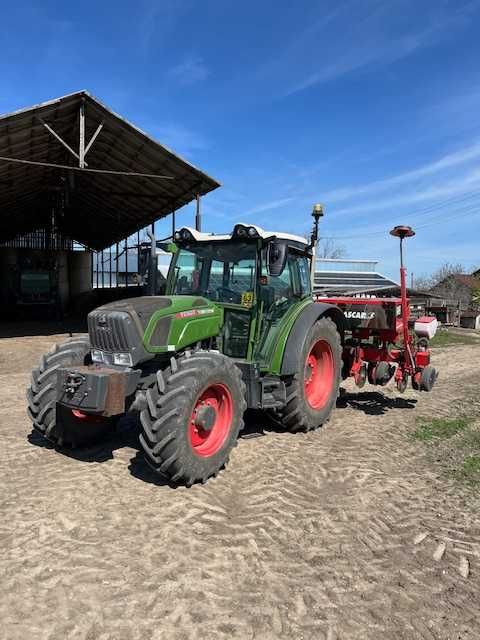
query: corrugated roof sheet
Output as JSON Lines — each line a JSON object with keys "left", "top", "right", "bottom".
{"left": 313, "top": 268, "right": 398, "bottom": 295}
{"left": 0, "top": 91, "right": 220, "bottom": 250}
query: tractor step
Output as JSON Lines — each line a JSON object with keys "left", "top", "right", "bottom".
{"left": 234, "top": 362, "right": 286, "bottom": 410}
{"left": 260, "top": 377, "right": 286, "bottom": 410}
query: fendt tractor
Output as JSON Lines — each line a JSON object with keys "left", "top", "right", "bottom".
{"left": 27, "top": 206, "right": 438, "bottom": 485}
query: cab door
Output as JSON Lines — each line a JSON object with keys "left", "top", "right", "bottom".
{"left": 255, "top": 249, "right": 311, "bottom": 370}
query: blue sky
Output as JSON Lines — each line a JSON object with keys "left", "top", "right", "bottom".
{"left": 1, "top": 0, "right": 480, "bottom": 279}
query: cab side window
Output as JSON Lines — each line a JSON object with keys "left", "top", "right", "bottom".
{"left": 260, "top": 252, "right": 293, "bottom": 310}
{"left": 296, "top": 255, "right": 311, "bottom": 295}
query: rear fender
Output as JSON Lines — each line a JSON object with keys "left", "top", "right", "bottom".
{"left": 280, "top": 302, "right": 346, "bottom": 375}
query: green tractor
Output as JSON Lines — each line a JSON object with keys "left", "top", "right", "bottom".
{"left": 27, "top": 210, "right": 346, "bottom": 485}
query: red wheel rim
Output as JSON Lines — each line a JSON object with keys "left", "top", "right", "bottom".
{"left": 189, "top": 383, "right": 233, "bottom": 457}
{"left": 304, "top": 339, "right": 335, "bottom": 409}
{"left": 71, "top": 409, "right": 107, "bottom": 424}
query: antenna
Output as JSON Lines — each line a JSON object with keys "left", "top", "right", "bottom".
{"left": 310, "top": 203, "right": 324, "bottom": 286}
{"left": 390, "top": 225, "right": 416, "bottom": 368}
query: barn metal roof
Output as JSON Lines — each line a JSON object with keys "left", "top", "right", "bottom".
{"left": 0, "top": 91, "right": 220, "bottom": 250}
{"left": 313, "top": 258, "right": 399, "bottom": 295}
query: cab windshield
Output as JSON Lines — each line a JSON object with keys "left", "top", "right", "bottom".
{"left": 171, "top": 242, "right": 257, "bottom": 304}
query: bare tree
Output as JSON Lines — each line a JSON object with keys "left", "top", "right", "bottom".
{"left": 317, "top": 238, "right": 346, "bottom": 259}
{"left": 413, "top": 274, "right": 433, "bottom": 291}
{"left": 431, "top": 262, "right": 465, "bottom": 284}
{"left": 424, "top": 262, "right": 470, "bottom": 303}
{"left": 414, "top": 262, "right": 466, "bottom": 292}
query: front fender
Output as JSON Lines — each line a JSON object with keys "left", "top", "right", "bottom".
{"left": 280, "top": 302, "right": 346, "bottom": 375}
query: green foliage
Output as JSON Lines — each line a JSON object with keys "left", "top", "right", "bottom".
{"left": 472, "top": 287, "right": 480, "bottom": 305}
{"left": 413, "top": 415, "right": 480, "bottom": 488}
{"left": 412, "top": 417, "right": 472, "bottom": 441}
{"left": 454, "top": 455, "right": 480, "bottom": 485}
{"left": 429, "top": 330, "right": 480, "bottom": 348}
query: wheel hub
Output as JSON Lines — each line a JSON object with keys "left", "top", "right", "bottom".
{"left": 305, "top": 360, "right": 314, "bottom": 384}
{"left": 189, "top": 383, "right": 234, "bottom": 457}
{"left": 193, "top": 403, "right": 217, "bottom": 431}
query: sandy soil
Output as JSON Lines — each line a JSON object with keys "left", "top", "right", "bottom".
{"left": 1, "top": 324, "right": 479, "bottom": 639}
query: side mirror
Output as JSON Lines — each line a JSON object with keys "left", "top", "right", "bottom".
{"left": 267, "top": 240, "right": 288, "bottom": 277}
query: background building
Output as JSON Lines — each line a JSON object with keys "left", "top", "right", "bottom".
{"left": 0, "top": 91, "right": 219, "bottom": 318}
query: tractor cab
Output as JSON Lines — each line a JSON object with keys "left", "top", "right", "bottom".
{"left": 166, "top": 224, "right": 312, "bottom": 363}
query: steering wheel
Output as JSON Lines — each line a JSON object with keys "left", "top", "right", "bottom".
{"left": 217, "top": 287, "right": 241, "bottom": 304}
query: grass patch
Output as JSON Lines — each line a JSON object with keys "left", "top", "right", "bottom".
{"left": 429, "top": 330, "right": 480, "bottom": 348}
{"left": 413, "top": 415, "right": 480, "bottom": 488}
{"left": 454, "top": 455, "right": 480, "bottom": 485}
{"left": 412, "top": 416, "right": 472, "bottom": 441}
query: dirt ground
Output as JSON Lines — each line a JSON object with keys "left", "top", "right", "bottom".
{"left": 1, "top": 323, "right": 480, "bottom": 640}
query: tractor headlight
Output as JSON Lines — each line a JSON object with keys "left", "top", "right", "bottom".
{"left": 91, "top": 349, "right": 104, "bottom": 363}
{"left": 174, "top": 228, "right": 194, "bottom": 242}
{"left": 113, "top": 352, "right": 133, "bottom": 367}
{"left": 180, "top": 228, "right": 193, "bottom": 241}
{"left": 233, "top": 224, "right": 247, "bottom": 238}
{"left": 233, "top": 224, "right": 259, "bottom": 239}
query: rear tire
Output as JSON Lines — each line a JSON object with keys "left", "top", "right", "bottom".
{"left": 274, "top": 317, "right": 342, "bottom": 432}
{"left": 27, "top": 337, "right": 115, "bottom": 447}
{"left": 139, "top": 350, "right": 247, "bottom": 486}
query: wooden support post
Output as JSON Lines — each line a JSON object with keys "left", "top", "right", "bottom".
{"left": 115, "top": 242, "right": 119, "bottom": 287}
{"left": 137, "top": 231, "right": 140, "bottom": 286}
{"left": 124, "top": 238, "right": 128, "bottom": 287}
{"left": 38, "top": 117, "right": 85, "bottom": 165}
{"left": 84, "top": 121, "right": 104, "bottom": 157}
{"left": 79, "top": 101, "right": 86, "bottom": 169}
{"left": 195, "top": 194, "right": 201, "bottom": 231}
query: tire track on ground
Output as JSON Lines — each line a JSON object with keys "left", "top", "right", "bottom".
{"left": 1, "top": 337, "right": 479, "bottom": 639}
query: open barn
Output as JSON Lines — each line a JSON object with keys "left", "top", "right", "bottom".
{"left": 0, "top": 91, "right": 219, "bottom": 319}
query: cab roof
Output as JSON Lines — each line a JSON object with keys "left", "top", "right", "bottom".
{"left": 180, "top": 223, "right": 309, "bottom": 246}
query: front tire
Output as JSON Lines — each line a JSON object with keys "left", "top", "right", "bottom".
{"left": 275, "top": 317, "right": 342, "bottom": 432}
{"left": 27, "top": 337, "right": 115, "bottom": 447}
{"left": 139, "top": 350, "right": 247, "bottom": 485}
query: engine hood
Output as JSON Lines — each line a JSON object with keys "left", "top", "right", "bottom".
{"left": 88, "top": 296, "right": 223, "bottom": 359}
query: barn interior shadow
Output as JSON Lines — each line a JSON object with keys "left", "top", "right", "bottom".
{"left": 0, "top": 319, "right": 87, "bottom": 339}
{"left": 336, "top": 389, "right": 417, "bottom": 415}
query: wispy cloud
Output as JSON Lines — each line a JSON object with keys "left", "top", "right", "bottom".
{"left": 137, "top": 0, "right": 194, "bottom": 56}
{"left": 167, "top": 55, "right": 210, "bottom": 86}
{"left": 332, "top": 170, "right": 480, "bottom": 218}
{"left": 323, "top": 141, "right": 480, "bottom": 204}
{"left": 236, "top": 135, "right": 480, "bottom": 277}
{"left": 255, "top": 0, "right": 478, "bottom": 99}
{"left": 245, "top": 197, "right": 294, "bottom": 216}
